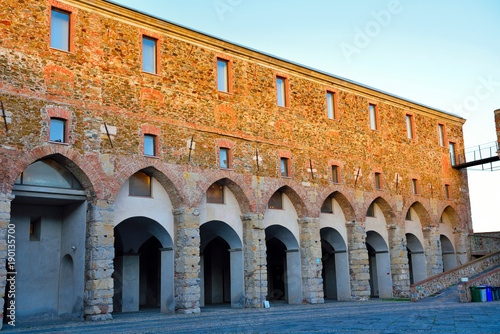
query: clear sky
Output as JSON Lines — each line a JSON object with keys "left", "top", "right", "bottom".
{"left": 112, "top": 0, "right": 500, "bottom": 232}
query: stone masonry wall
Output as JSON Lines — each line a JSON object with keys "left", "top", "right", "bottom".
{"left": 471, "top": 233, "right": 500, "bottom": 256}
{"left": 458, "top": 267, "right": 500, "bottom": 302}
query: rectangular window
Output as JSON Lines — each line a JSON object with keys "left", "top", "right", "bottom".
{"left": 280, "top": 158, "right": 289, "bottom": 177}
{"left": 268, "top": 191, "right": 283, "bottom": 209}
{"left": 220, "top": 147, "right": 229, "bottom": 169}
{"left": 369, "top": 104, "right": 378, "bottom": 130}
{"left": 143, "top": 36, "right": 157, "bottom": 74}
{"left": 367, "top": 203, "right": 375, "bottom": 217}
{"left": 321, "top": 196, "right": 333, "bottom": 213}
{"left": 406, "top": 114, "right": 414, "bottom": 139}
{"left": 449, "top": 142, "right": 456, "bottom": 165}
{"left": 217, "top": 59, "right": 229, "bottom": 92}
{"left": 327, "top": 91, "right": 336, "bottom": 120}
{"left": 144, "top": 134, "right": 156, "bottom": 156}
{"left": 332, "top": 165, "right": 339, "bottom": 184}
{"left": 51, "top": 8, "right": 70, "bottom": 51}
{"left": 129, "top": 171, "right": 152, "bottom": 197}
{"left": 438, "top": 124, "right": 445, "bottom": 146}
{"left": 445, "top": 184, "right": 451, "bottom": 199}
{"left": 207, "top": 182, "right": 224, "bottom": 204}
{"left": 412, "top": 179, "right": 419, "bottom": 195}
{"left": 405, "top": 209, "right": 412, "bottom": 221}
{"left": 276, "top": 76, "right": 287, "bottom": 107}
{"left": 50, "top": 118, "right": 66, "bottom": 143}
{"left": 30, "top": 216, "right": 41, "bottom": 241}
{"left": 374, "top": 172, "right": 382, "bottom": 190}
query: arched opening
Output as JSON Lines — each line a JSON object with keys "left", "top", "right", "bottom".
{"left": 440, "top": 235, "right": 457, "bottom": 272}
{"left": 200, "top": 221, "right": 244, "bottom": 308}
{"left": 113, "top": 217, "right": 174, "bottom": 313}
{"left": 8, "top": 158, "right": 87, "bottom": 321}
{"left": 405, "top": 233, "right": 426, "bottom": 284}
{"left": 320, "top": 228, "right": 349, "bottom": 301}
{"left": 265, "top": 225, "right": 302, "bottom": 304}
{"left": 366, "top": 231, "right": 392, "bottom": 299}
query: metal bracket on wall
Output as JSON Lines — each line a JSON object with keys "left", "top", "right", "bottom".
{"left": 309, "top": 159, "right": 314, "bottom": 179}
{"left": 256, "top": 147, "right": 260, "bottom": 172}
{"left": 188, "top": 135, "right": 194, "bottom": 161}
{"left": 354, "top": 167, "right": 361, "bottom": 187}
{"left": 1, "top": 100, "right": 8, "bottom": 132}
{"left": 103, "top": 122, "right": 113, "bottom": 148}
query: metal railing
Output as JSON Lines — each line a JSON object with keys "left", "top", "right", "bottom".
{"left": 455, "top": 141, "right": 500, "bottom": 171}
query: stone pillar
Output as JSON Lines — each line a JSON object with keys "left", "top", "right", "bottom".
{"left": 0, "top": 193, "right": 14, "bottom": 330}
{"left": 84, "top": 200, "right": 114, "bottom": 321}
{"left": 345, "top": 220, "right": 370, "bottom": 300}
{"left": 387, "top": 224, "right": 410, "bottom": 298}
{"left": 298, "top": 217, "right": 323, "bottom": 304}
{"left": 453, "top": 228, "right": 468, "bottom": 267}
{"left": 242, "top": 213, "right": 266, "bottom": 308}
{"left": 160, "top": 247, "right": 175, "bottom": 313}
{"left": 121, "top": 254, "right": 140, "bottom": 312}
{"left": 423, "top": 226, "right": 443, "bottom": 276}
{"left": 174, "top": 207, "right": 200, "bottom": 314}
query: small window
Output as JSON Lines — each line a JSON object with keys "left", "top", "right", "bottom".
{"left": 369, "top": 104, "right": 378, "bottom": 130}
{"left": 367, "top": 203, "right": 375, "bottom": 217}
{"left": 268, "top": 191, "right": 283, "bottom": 209}
{"left": 438, "top": 124, "right": 445, "bottom": 146}
{"left": 129, "top": 171, "right": 152, "bottom": 197}
{"left": 439, "top": 216, "right": 443, "bottom": 224}
{"left": 207, "top": 182, "right": 224, "bottom": 204}
{"left": 412, "top": 179, "right": 419, "bottom": 195}
{"left": 30, "top": 216, "right": 41, "bottom": 241}
{"left": 405, "top": 209, "right": 412, "bottom": 221}
{"left": 144, "top": 134, "right": 156, "bottom": 156}
{"left": 332, "top": 165, "right": 339, "bottom": 184}
{"left": 374, "top": 172, "right": 382, "bottom": 190}
{"left": 280, "top": 158, "right": 289, "bottom": 177}
{"left": 143, "top": 36, "right": 157, "bottom": 74}
{"left": 327, "top": 91, "right": 336, "bottom": 120}
{"left": 449, "top": 142, "right": 456, "bottom": 166}
{"left": 321, "top": 196, "right": 333, "bottom": 213}
{"left": 51, "top": 8, "right": 70, "bottom": 51}
{"left": 217, "top": 59, "right": 229, "bottom": 92}
{"left": 406, "top": 114, "right": 414, "bottom": 139}
{"left": 445, "top": 184, "right": 451, "bottom": 199}
{"left": 220, "top": 147, "right": 229, "bottom": 169}
{"left": 276, "top": 76, "right": 287, "bottom": 107}
{"left": 50, "top": 118, "right": 66, "bottom": 143}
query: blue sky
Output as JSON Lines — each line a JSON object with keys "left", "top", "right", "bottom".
{"left": 112, "top": 0, "right": 500, "bottom": 232}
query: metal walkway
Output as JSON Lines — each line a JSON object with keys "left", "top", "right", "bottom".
{"left": 453, "top": 141, "right": 500, "bottom": 171}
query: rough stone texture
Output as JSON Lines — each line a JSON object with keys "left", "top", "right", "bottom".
{"left": 299, "top": 218, "right": 324, "bottom": 304}
{"left": 388, "top": 224, "right": 410, "bottom": 298}
{"left": 470, "top": 232, "right": 500, "bottom": 256}
{"left": 410, "top": 251, "right": 500, "bottom": 301}
{"left": 84, "top": 200, "right": 114, "bottom": 321}
{"left": 346, "top": 221, "right": 370, "bottom": 300}
{"left": 242, "top": 213, "right": 267, "bottom": 308}
{"left": 422, "top": 226, "right": 443, "bottom": 277}
{"left": 458, "top": 267, "right": 500, "bottom": 302}
{"left": 174, "top": 208, "right": 201, "bottom": 314}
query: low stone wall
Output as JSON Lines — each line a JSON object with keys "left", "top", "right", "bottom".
{"left": 410, "top": 251, "right": 500, "bottom": 301}
{"left": 458, "top": 267, "right": 500, "bottom": 302}
{"left": 470, "top": 232, "right": 500, "bottom": 256}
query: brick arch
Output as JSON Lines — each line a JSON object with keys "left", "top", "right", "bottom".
{"left": 196, "top": 175, "right": 253, "bottom": 215}
{"left": 262, "top": 184, "right": 308, "bottom": 219}
{"left": 318, "top": 190, "right": 356, "bottom": 222}
{"left": 403, "top": 201, "right": 432, "bottom": 226}
{"left": 112, "top": 159, "right": 184, "bottom": 209}
{"left": 4, "top": 146, "right": 101, "bottom": 199}
{"left": 440, "top": 205, "right": 462, "bottom": 230}
{"left": 365, "top": 196, "right": 395, "bottom": 225}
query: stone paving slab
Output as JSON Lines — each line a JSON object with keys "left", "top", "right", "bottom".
{"left": 2, "top": 300, "right": 500, "bottom": 333}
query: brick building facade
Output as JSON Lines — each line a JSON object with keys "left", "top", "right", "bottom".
{"left": 0, "top": 0, "right": 471, "bottom": 326}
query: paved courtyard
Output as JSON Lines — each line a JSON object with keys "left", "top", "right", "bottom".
{"left": 3, "top": 298, "right": 500, "bottom": 333}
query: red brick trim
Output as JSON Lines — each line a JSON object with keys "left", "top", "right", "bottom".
{"left": 325, "top": 87, "right": 339, "bottom": 121}
{"left": 48, "top": 0, "right": 77, "bottom": 53}
{"left": 216, "top": 138, "right": 234, "bottom": 169}
{"left": 367, "top": 101, "right": 380, "bottom": 131}
{"left": 405, "top": 112, "right": 417, "bottom": 140}
{"left": 45, "top": 106, "right": 73, "bottom": 144}
{"left": 215, "top": 53, "right": 233, "bottom": 94}
{"left": 437, "top": 121, "right": 447, "bottom": 147}
{"left": 274, "top": 72, "right": 290, "bottom": 108}
{"left": 277, "top": 150, "right": 292, "bottom": 177}
{"left": 329, "top": 161, "right": 343, "bottom": 184}
{"left": 141, "top": 124, "right": 160, "bottom": 157}
{"left": 140, "top": 29, "right": 163, "bottom": 76}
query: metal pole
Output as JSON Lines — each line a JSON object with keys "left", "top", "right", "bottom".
{"left": 103, "top": 122, "right": 113, "bottom": 148}
{"left": 188, "top": 135, "right": 194, "bottom": 161}
{"left": 309, "top": 159, "right": 314, "bottom": 179}
{"left": 1, "top": 100, "right": 8, "bottom": 132}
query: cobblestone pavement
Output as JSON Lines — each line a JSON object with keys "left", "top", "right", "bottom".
{"left": 3, "top": 299, "right": 500, "bottom": 333}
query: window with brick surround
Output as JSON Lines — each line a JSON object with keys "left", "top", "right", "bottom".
{"left": 438, "top": 123, "right": 446, "bottom": 147}
{"left": 405, "top": 209, "right": 412, "bottom": 221}
{"left": 321, "top": 195, "right": 333, "bottom": 213}
{"left": 444, "top": 184, "right": 451, "bottom": 199}
{"left": 207, "top": 182, "right": 224, "bottom": 204}
{"left": 51, "top": 8, "right": 70, "bottom": 51}
{"left": 367, "top": 203, "right": 375, "bottom": 217}
{"left": 49, "top": 118, "right": 66, "bottom": 143}
{"left": 406, "top": 114, "right": 415, "bottom": 139}
{"left": 369, "top": 104, "right": 378, "bottom": 130}
{"left": 129, "top": 171, "right": 152, "bottom": 197}
{"left": 412, "top": 179, "right": 419, "bottom": 195}
{"left": 449, "top": 142, "right": 456, "bottom": 166}
{"left": 220, "top": 147, "right": 230, "bottom": 169}
{"left": 280, "top": 157, "right": 289, "bottom": 177}
{"left": 327, "top": 91, "right": 337, "bottom": 120}
{"left": 332, "top": 165, "right": 339, "bottom": 184}
{"left": 143, "top": 36, "right": 157, "bottom": 74}
{"left": 144, "top": 134, "right": 156, "bottom": 157}
{"left": 268, "top": 191, "right": 283, "bottom": 209}
{"left": 217, "top": 58, "right": 229, "bottom": 92}
{"left": 276, "top": 76, "right": 287, "bottom": 107}
{"left": 374, "top": 172, "right": 382, "bottom": 190}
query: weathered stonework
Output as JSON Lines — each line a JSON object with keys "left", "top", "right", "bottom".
{"left": 388, "top": 224, "right": 410, "bottom": 298}
{"left": 346, "top": 221, "right": 370, "bottom": 300}
{"left": 299, "top": 217, "right": 324, "bottom": 304}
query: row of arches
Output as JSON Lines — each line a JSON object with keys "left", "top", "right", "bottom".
{"left": 4, "top": 157, "right": 465, "bottom": 322}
